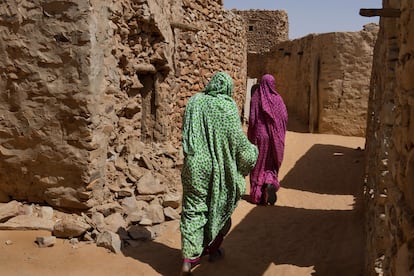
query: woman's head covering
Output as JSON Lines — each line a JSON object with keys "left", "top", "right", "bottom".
{"left": 256, "top": 74, "right": 286, "bottom": 123}
{"left": 259, "top": 74, "right": 277, "bottom": 95}
{"left": 203, "top": 71, "right": 234, "bottom": 97}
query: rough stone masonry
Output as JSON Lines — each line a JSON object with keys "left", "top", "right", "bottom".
{"left": 0, "top": 0, "right": 246, "bottom": 250}
{"left": 0, "top": 0, "right": 246, "bottom": 209}
{"left": 1, "top": 2, "right": 413, "bottom": 274}
{"left": 364, "top": 0, "right": 414, "bottom": 275}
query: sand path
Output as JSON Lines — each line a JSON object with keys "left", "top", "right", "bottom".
{"left": 0, "top": 130, "right": 366, "bottom": 276}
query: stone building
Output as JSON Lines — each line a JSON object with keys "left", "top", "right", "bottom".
{"left": 364, "top": 1, "right": 414, "bottom": 275}
{"left": 248, "top": 25, "right": 378, "bottom": 137}
{"left": 1, "top": 1, "right": 413, "bottom": 272}
{"left": 232, "top": 10, "right": 288, "bottom": 53}
{"left": 0, "top": 0, "right": 247, "bottom": 216}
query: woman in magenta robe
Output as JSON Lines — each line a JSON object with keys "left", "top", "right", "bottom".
{"left": 248, "top": 74, "right": 288, "bottom": 205}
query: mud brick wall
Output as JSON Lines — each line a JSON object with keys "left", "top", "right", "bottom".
{"left": 248, "top": 25, "right": 378, "bottom": 137}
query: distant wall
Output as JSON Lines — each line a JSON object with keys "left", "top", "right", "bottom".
{"left": 248, "top": 25, "right": 378, "bottom": 136}
{"left": 233, "top": 10, "right": 288, "bottom": 53}
{"left": 364, "top": 1, "right": 414, "bottom": 275}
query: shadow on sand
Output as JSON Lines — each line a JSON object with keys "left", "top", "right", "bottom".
{"left": 121, "top": 238, "right": 182, "bottom": 275}
{"left": 281, "top": 143, "right": 365, "bottom": 195}
{"left": 197, "top": 143, "right": 365, "bottom": 276}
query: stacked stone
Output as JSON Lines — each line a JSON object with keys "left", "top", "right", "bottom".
{"left": 105, "top": 0, "right": 180, "bottom": 225}
{"left": 364, "top": 1, "right": 414, "bottom": 275}
{"left": 234, "top": 10, "right": 289, "bottom": 53}
{"left": 171, "top": 0, "right": 247, "bottom": 146}
{"left": 0, "top": 140, "right": 183, "bottom": 253}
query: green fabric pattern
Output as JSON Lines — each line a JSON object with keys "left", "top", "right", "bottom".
{"left": 180, "top": 72, "right": 258, "bottom": 259}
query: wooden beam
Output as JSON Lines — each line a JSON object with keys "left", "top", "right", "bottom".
{"left": 359, "top": 8, "right": 401, "bottom": 18}
{"left": 170, "top": 22, "right": 201, "bottom": 32}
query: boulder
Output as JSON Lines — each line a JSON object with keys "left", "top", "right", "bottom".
{"left": 53, "top": 217, "right": 90, "bottom": 238}
{"left": 0, "top": 200, "right": 22, "bottom": 222}
{"left": 96, "top": 231, "right": 121, "bottom": 253}
{"left": 0, "top": 215, "right": 54, "bottom": 231}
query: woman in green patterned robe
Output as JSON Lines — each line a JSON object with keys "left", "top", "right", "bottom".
{"left": 180, "top": 72, "right": 258, "bottom": 274}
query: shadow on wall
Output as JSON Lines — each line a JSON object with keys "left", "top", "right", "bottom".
{"left": 287, "top": 114, "right": 309, "bottom": 133}
{"left": 119, "top": 144, "right": 365, "bottom": 275}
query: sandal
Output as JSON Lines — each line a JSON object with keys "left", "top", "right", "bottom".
{"left": 261, "top": 184, "right": 277, "bottom": 206}
{"left": 266, "top": 184, "right": 277, "bottom": 205}
{"left": 181, "top": 258, "right": 201, "bottom": 275}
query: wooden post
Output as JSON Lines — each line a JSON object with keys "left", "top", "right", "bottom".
{"left": 359, "top": 8, "right": 401, "bottom": 18}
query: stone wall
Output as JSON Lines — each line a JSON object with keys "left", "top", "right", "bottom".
{"left": 248, "top": 25, "right": 378, "bottom": 136}
{"left": 0, "top": 0, "right": 247, "bottom": 214}
{"left": 232, "top": 10, "right": 288, "bottom": 53}
{"left": 171, "top": 0, "right": 247, "bottom": 146}
{"left": 0, "top": 0, "right": 117, "bottom": 209}
{"left": 364, "top": 1, "right": 414, "bottom": 275}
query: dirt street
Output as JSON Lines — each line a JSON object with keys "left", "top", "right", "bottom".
{"left": 0, "top": 130, "right": 366, "bottom": 276}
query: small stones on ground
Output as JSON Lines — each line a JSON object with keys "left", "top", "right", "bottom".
{"left": 69, "top": 238, "right": 79, "bottom": 245}
{"left": 35, "top": 236, "right": 57, "bottom": 248}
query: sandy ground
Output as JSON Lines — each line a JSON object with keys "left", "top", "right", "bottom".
{"left": 0, "top": 129, "right": 366, "bottom": 276}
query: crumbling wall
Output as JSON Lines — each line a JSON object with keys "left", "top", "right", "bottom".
{"left": 364, "top": 1, "right": 414, "bottom": 275}
{"left": 232, "top": 10, "right": 288, "bottom": 53}
{"left": 248, "top": 25, "right": 378, "bottom": 136}
{"left": 0, "top": 0, "right": 247, "bottom": 224}
{"left": 0, "top": 0, "right": 117, "bottom": 209}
